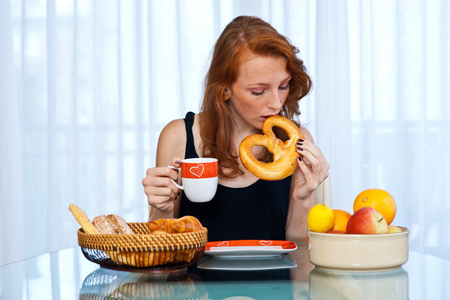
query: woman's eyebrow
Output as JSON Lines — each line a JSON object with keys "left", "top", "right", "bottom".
{"left": 248, "top": 76, "right": 292, "bottom": 87}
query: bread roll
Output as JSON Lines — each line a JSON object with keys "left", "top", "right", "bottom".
{"left": 93, "top": 214, "right": 134, "bottom": 234}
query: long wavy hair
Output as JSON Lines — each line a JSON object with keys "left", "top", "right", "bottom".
{"left": 199, "top": 16, "right": 312, "bottom": 178}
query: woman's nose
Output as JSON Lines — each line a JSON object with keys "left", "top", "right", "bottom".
{"left": 267, "top": 91, "right": 283, "bottom": 110}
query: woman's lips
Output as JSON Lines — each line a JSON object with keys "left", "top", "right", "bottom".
{"left": 261, "top": 114, "right": 278, "bottom": 121}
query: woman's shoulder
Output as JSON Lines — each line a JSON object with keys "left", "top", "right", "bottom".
{"left": 160, "top": 118, "right": 186, "bottom": 139}
{"left": 160, "top": 112, "right": 196, "bottom": 135}
{"left": 156, "top": 118, "right": 187, "bottom": 159}
{"left": 160, "top": 112, "right": 200, "bottom": 137}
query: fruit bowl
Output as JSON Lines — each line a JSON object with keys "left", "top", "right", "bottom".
{"left": 308, "top": 227, "right": 409, "bottom": 271}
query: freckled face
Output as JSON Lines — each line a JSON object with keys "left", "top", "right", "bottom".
{"left": 228, "top": 53, "right": 291, "bottom": 132}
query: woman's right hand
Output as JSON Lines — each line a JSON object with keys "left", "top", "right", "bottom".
{"left": 142, "top": 158, "right": 182, "bottom": 215}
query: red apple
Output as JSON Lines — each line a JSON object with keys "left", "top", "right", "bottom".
{"left": 346, "top": 207, "right": 389, "bottom": 234}
{"left": 327, "top": 230, "right": 346, "bottom": 234}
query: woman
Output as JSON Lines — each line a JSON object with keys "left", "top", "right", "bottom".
{"left": 142, "top": 16, "right": 329, "bottom": 242}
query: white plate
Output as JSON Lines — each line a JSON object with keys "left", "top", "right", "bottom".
{"left": 197, "top": 255, "right": 297, "bottom": 271}
{"left": 205, "top": 240, "right": 297, "bottom": 258}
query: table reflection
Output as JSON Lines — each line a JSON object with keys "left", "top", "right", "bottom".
{"left": 79, "top": 250, "right": 304, "bottom": 300}
{"left": 76, "top": 243, "right": 309, "bottom": 299}
{"left": 79, "top": 267, "right": 299, "bottom": 300}
{"left": 308, "top": 267, "right": 408, "bottom": 300}
{"left": 2, "top": 246, "right": 449, "bottom": 300}
{"left": 79, "top": 268, "right": 208, "bottom": 300}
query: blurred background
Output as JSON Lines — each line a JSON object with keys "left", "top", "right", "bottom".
{"left": 1, "top": 0, "right": 449, "bottom": 267}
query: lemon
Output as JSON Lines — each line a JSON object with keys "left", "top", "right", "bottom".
{"left": 308, "top": 204, "right": 335, "bottom": 233}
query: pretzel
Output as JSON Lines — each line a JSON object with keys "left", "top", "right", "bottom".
{"left": 239, "top": 115, "right": 304, "bottom": 181}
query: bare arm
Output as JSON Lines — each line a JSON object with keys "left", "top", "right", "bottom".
{"left": 286, "top": 127, "right": 330, "bottom": 242}
{"left": 142, "top": 119, "right": 186, "bottom": 220}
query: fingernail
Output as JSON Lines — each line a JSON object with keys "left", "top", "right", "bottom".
{"left": 296, "top": 141, "right": 303, "bottom": 146}
{"left": 175, "top": 161, "right": 181, "bottom": 165}
{"left": 298, "top": 139, "right": 304, "bottom": 143}
{"left": 297, "top": 146, "right": 303, "bottom": 151}
{"left": 298, "top": 156, "right": 302, "bottom": 162}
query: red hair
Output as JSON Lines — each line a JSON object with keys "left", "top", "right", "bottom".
{"left": 199, "top": 16, "right": 312, "bottom": 178}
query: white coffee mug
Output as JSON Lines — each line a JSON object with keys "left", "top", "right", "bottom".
{"left": 169, "top": 158, "right": 218, "bottom": 203}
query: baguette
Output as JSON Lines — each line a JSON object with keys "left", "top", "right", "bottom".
{"left": 68, "top": 204, "right": 99, "bottom": 234}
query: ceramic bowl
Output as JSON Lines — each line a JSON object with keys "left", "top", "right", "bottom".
{"left": 308, "top": 227, "right": 409, "bottom": 271}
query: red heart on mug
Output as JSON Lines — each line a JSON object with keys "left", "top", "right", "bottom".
{"left": 189, "top": 164, "right": 205, "bottom": 177}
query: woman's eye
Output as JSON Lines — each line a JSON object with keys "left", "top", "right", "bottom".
{"left": 279, "top": 83, "right": 289, "bottom": 90}
{"left": 251, "top": 89, "right": 265, "bottom": 96}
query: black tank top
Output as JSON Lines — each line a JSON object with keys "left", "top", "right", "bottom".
{"left": 179, "top": 112, "right": 291, "bottom": 242}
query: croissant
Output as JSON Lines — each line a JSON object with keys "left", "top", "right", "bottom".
{"left": 147, "top": 218, "right": 172, "bottom": 234}
{"left": 147, "top": 216, "right": 203, "bottom": 234}
{"left": 171, "top": 216, "right": 203, "bottom": 233}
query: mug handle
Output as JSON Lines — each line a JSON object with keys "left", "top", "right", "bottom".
{"left": 168, "top": 166, "right": 184, "bottom": 190}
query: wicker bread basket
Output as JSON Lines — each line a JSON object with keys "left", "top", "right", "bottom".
{"left": 78, "top": 222, "right": 208, "bottom": 271}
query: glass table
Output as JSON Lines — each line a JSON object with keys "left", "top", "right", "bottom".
{"left": 1, "top": 243, "right": 449, "bottom": 299}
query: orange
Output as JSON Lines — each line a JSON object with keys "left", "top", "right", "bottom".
{"left": 353, "top": 189, "right": 396, "bottom": 225}
{"left": 307, "top": 204, "right": 335, "bottom": 233}
{"left": 331, "top": 209, "right": 352, "bottom": 232}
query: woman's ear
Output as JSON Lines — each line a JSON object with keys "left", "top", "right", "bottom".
{"left": 224, "top": 88, "right": 231, "bottom": 101}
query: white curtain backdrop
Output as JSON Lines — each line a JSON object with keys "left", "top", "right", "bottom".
{"left": 1, "top": 0, "right": 449, "bottom": 266}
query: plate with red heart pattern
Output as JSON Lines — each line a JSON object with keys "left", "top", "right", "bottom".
{"left": 204, "top": 240, "right": 297, "bottom": 258}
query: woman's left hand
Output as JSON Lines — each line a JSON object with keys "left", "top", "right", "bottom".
{"left": 292, "top": 138, "right": 330, "bottom": 200}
